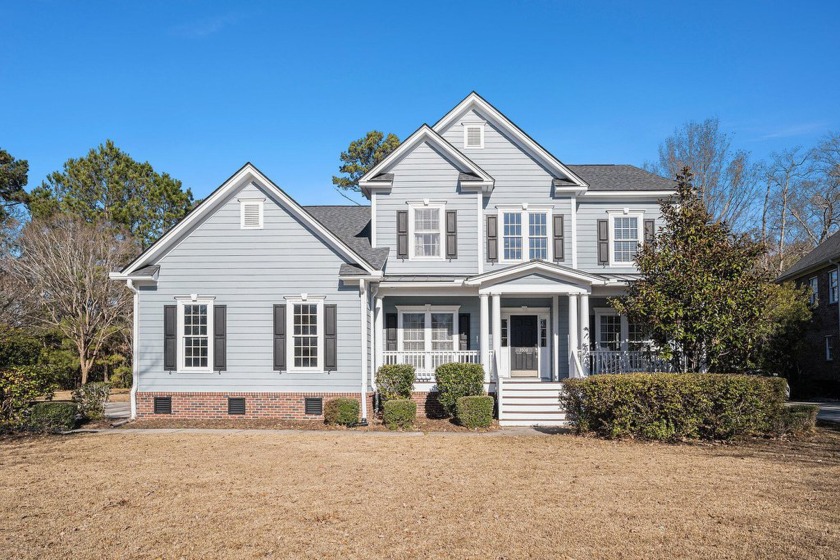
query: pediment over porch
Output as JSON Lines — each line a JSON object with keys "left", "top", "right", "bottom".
{"left": 465, "top": 260, "right": 607, "bottom": 294}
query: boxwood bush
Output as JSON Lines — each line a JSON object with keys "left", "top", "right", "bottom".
{"left": 323, "top": 397, "right": 359, "bottom": 426}
{"left": 27, "top": 401, "right": 77, "bottom": 433}
{"left": 383, "top": 398, "right": 416, "bottom": 430}
{"left": 435, "top": 362, "right": 485, "bottom": 416}
{"left": 561, "top": 373, "right": 788, "bottom": 441}
{"left": 456, "top": 395, "right": 494, "bottom": 429}
{"left": 376, "top": 364, "right": 415, "bottom": 401}
{"left": 778, "top": 404, "right": 819, "bottom": 435}
{"left": 73, "top": 381, "right": 111, "bottom": 420}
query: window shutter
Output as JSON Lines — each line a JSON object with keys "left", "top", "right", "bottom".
{"left": 324, "top": 304, "right": 337, "bottom": 371}
{"left": 446, "top": 210, "right": 457, "bottom": 259}
{"left": 214, "top": 305, "right": 226, "bottom": 371}
{"left": 597, "top": 219, "right": 609, "bottom": 265}
{"left": 386, "top": 313, "right": 398, "bottom": 351}
{"left": 644, "top": 219, "right": 655, "bottom": 243}
{"left": 273, "top": 304, "right": 286, "bottom": 372}
{"left": 164, "top": 305, "right": 177, "bottom": 371}
{"left": 397, "top": 210, "right": 408, "bottom": 258}
{"left": 458, "top": 313, "right": 470, "bottom": 351}
{"left": 553, "top": 215, "right": 565, "bottom": 262}
{"left": 487, "top": 215, "right": 498, "bottom": 262}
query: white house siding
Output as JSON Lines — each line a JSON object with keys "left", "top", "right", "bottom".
{"left": 136, "top": 181, "right": 363, "bottom": 393}
{"left": 375, "top": 141, "right": 480, "bottom": 275}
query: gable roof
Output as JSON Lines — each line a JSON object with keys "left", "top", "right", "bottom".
{"left": 433, "top": 92, "right": 588, "bottom": 189}
{"left": 358, "top": 124, "right": 494, "bottom": 197}
{"left": 567, "top": 165, "right": 676, "bottom": 192}
{"left": 114, "top": 163, "right": 381, "bottom": 277}
{"left": 464, "top": 260, "right": 608, "bottom": 287}
{"left": 303, "top": 205, "right": 389, "bottom": 270}
{"left": 778, "top": 230, "right": 840, "bottom": 281}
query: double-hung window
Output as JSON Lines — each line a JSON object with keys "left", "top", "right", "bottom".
{"left": 409, "top": 204, "right": 444, "bottom": 259}
{"left": 502, "top": 212, "right": 523, "bottom": 260}
{"left": 611, "top": 214, "right": 643, "bottom": 265}
{"left": 500, "top": 208, "right": 551, "bottom": 262}
{"left": 285, "top": 297, "right": 324, "bottom": 371}
{"left": 177, "top": 298, "right": 214, "bottom": 372}
{"left": 830, "top": 270, "right": 838, "bottom": 304}
{"left": 397, "top": 306, "right": 460, "bottom": 374}
{"left": 529, "top": 213, "right": 548, "bottom": 260}
{"left": 809, "top": 277, "right": 819, "bottom": 305}
{"left": 827, "top": 336, "right": 834, "bottom": 362}
{"left": 597, "top": 314, "right": 622, "bottom": 351}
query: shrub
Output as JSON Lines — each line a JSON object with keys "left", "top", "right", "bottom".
{"left": 456, "top": 395, "right": 494, "bottom": 429}
{"left": 776, "top": 404, "right": 819, "bottom": 435}
{"left": 377, "top": 364, "right": 415, "bottom": 401}
{"left": 72, "top": 382, "right": 111, "bottom": 420}
{"left": 109, "top": 366, "right": 133, "bottom": 389}
{"left": 435, "top": 362, "right": 485, "bottom": 416}
{"left": 323, "top": 398, "right": 359, "bottom": 426}
{"left": 561, "top": 373, "right": 788, "bottom": 442}
{"left": 0, "top": 365, "right": 56, "bottom": 427}
{"left": 383, "top": 398, "right": 416, "bottom": 430}
{"left": 27, "top": 401, "right": 77, "bottom": 433}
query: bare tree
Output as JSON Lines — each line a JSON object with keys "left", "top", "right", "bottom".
{"left": 646, "top": 118, "right": 760, "bottom": 230}
{"left": 5, "top": 217, "right": 133, "bottom": 384}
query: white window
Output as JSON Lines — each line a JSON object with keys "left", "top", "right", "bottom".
{"left": 240, "top": 198, "right": 264, "bottom": 229}
{"left": 809, "top": 277, "right": 819, "bottom": 305}
{"left": 177, "top": 298, "right": 215, "bottom": 372}
{"left": 397, "top": 306, "right": 460, "bottom": 353}
{"left": 285, "top": 297, "right": 324, "bottom": 372}
{"left": 431, "top": 313, "right": 455, "bottom": 351}
{"left": 826, "top": 336, "right": 834, "bottom": 362}
{"left": 409, "top": 204, "right": 445, "bottom": 259}
{"left": 628, "top": 321, "right": 647, "bottom": 352}
{"left": 611, "top": 214, "right": 642, "bottom": 264}
{"left": 464, "top": 124, "right": 484, "bottom": 148}
{"left": 402, "top": 313, "right": 426, "bottom": 351}
{"left": 830, "top": 270, "right": 838, "bottom": 304}
{"left": 597, "top": 314, "right": 622, "bottom": 351}
{"left": 499, "top": 207, "right": 553, "bottom": 263}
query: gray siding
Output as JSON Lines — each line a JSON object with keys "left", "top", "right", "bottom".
{"left": 382, "top": 296, "right": 480, "bottom": 350}
{"left": 576, "top": 199, "right": 662, "bottom": 273}
{"left": 137, "top": 182, "right": 364, "bottom": 393}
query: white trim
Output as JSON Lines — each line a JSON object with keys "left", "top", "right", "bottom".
{"left": 395, "top": 305, "right": 461, "bottom": 357}
{"left": 239, "top": 198, "right": 264, "bottom": 229}
{"left": 830, "top": 269, "right": 838, "bottom": 304}
{"left": 360, "top": 281, "right": 368, "bottom": 421}
{"left": 583, "top": 190, "right": 675, "bottom": 198}
{"left": 498, "top": 207, "right": 553, "bottom": 264}
{"left": 570, "top": 194, "right": 578, "bottom": 269}
{"left": 126, "top": 280, "right": 140, "bottom": 419}
{"left": 408, "top": 202, "right": 446, "bottom": 261}
{"left": 463, "top": 122, "right": 485, "bottom": 149}
{"left": 466, "top": 260, "right": 605, "bottom": 287}
{"left": 175, "top": 297, "right": 215, "bottom": 373}
{"left": 593, "top": 307, "right": 620, "bottom": 352}
{"left": 371, "top": 191, "right": 377, "bottom": 248}
{"left": 608, "top": 211, "right": 645, "bottom": 267}
{"left": 285, "top": 297, "right": 325, "bottom": 373}
{"left": 809, "top": 276, "right": 819, "bottom": 305}
{"left": 477, "top": 193, "right": 484, "bottom": 274}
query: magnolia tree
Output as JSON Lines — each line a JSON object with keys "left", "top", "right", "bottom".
{"left": 612, "top": 167, "right": 810, "bottom": 373}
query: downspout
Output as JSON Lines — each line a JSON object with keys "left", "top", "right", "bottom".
{"left": 370, "top": 284, "right": 378, "bottom": 392}
{"left": 359, "top": 279, "right": 369, "bottom": 426}
{"left": 126, "top": 279, "right": 140, "bottom": 420}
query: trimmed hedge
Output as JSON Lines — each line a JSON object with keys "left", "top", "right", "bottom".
{"left": 435, "top": 362, "right": 485, "bottom": 416}
{"left": 323, "top": 398, "right": 359, "bottom": 426}
{"left": 73, "top": 382, "right": 111, "bottom": 420}
{"left": 27, "top": 401, "right": 77, "bottom": 433}
{"left": 456, "top": 395, "right": 494, "bottom": 429}
{"left": 383, "top": 398, "right": 416, "bottom": 430}
{"left": 377, "top": 364, "right": 415, "bottom": 401}
{"left": 778, "top": 404, "right": 819, "bottom": 435}
{"left": 561, "top": 373, "right": 788, "bottom": 441}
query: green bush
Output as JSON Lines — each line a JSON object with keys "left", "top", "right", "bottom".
{"left": 377, "top": 364, "right": 415, "bottom": 401}
{"left": 0, "top": 365, "right": 56, "bottom": 427}
{"left": 456, "top": 395, "right": 494, "bottom": 429}
{"left": 434, "top": 362, "right": 485, "bottom": 416}
{"left": 561, "top": 373, "right": 788, "bottom": 441}
{"left": 383, "top": 398, "right": 416, "bottom": 430}
{"left": 73, "top": 382, "right": 111, "bottom": 420}
{"left": 777, "top": 404, "right": 819, "bottom": 435}
{"left": 27, "top": 401, "right": 77, "bottom": 433}
{"left": 109, "top": 366, "right": 133, "bottom": 389}
{"left": 323, "top": 397, "right": 359, "bottom": 426}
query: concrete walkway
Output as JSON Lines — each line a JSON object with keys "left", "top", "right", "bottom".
{"left": 104, "top": 401, "right": 130, "bottom": 421}
{"left": 789, "top": 400, "right": 840, "bottom": 424}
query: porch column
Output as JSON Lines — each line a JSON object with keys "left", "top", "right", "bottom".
{"left": 552, "top": 295, "right": 560, "bottom": 381}
{"left": 374, "top": 293, "right": 384, "bottom": 387}
{"left": 491, "top": 293, "right": 501, "bottom": 378}
{"left": 568, "top": 293, "right": 579, "bottom": 378}
{"left": 579, "top": 292, "right": 590, "bottom": 376}
{"left": 479, "top": 293, "right": 490, "bottom": 380}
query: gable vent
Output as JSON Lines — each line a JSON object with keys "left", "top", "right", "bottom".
{"left": 227, "top": 397, "right": 246, "bottom": 415}
{"left": 240, "top": 200, "right": 263, "bottom": 229}
{"left": 304, "top": 397, "right": 323, "bottom": 416}
{"left": 153, "top": 396, "right": 172, "bottom": 414}
{"left": 465, "top": 124, "right": 484, "bottom": 148}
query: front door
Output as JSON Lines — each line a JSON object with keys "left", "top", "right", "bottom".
{"left": 510, "top": 315, "right": 538, "bottom": 375}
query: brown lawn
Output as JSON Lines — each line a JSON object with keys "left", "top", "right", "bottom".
{"left": 1, "top": 429, "right": 838, "bottom": 560}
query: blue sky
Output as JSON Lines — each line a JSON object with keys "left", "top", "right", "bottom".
{"left": 2, "top": 0, "right": 838, "bottom": 205}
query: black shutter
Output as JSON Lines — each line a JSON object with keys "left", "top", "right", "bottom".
{"left": 164, "top": 305, "right": 177, "bottom": 371}
{"left": 273, "top": 304, "right": 286, "bottom": 371}
{"left": 446, "top": 210, "right": 457, "bottom": 259}
{"left": 386, "top": 313, "right": 398, "bottom": 351}
{"left": 553, "top": 215, "right": 565, "bottom": 262}
{"left": 324, "top": 304, "right": 337, "bottom": 371}
{"left": 487, "top": 215, "right": 498, "bottom": 262}
{"left": 644, "top": 219, "right": 655, "bottom": 243}
{"left": 214, "top": 305, "right": 226, "bottom": 371}
{"left": 397, "top": 210, "right": 408, "bottom": 258}
{"left": 459, "top": 313, "right": 470, "bottom": 351}
{"left": 597, "top": 219, "right": 609, "bottom": 265}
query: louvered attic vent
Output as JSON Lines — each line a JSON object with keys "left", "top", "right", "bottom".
{"left": 228, "top": 397, "right": 246, "bottom": 415}
{"left": 153, "top": 396, "right": 172, "bottom": 414}
{"left": 304, "top": 397, "right": 323, "bottom": 416}
{"left": 240, "top": 199, "right": 263, "bottom": 229}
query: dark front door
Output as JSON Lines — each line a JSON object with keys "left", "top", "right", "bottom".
{"left": 510, "top": 315, "right": 538, "bottom": 371}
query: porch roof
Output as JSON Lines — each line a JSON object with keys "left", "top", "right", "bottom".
{"left": 465, "top": 260, "right": 608, "bottom": 289}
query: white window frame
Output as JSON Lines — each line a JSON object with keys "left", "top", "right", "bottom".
{"left": 829, "top": 270, "right": 838, "bottom": 304}
{"left": 608, "top": 210, "right": 645, "bottom": 266}
{"left": 176, "top": 297, "right": 215, "bottom": 373}
{"left": 239, "top": 198, "right": 264, "bottom": 230}
{"left": 396, "top": 305, "right": 461, "bottom": 354}
{"left": 497, "top": 205, "right": 554, "bottom": 264}
{"left": 463, "top": 123, "right": 485, "bottom": 149}
{"left": 809, "top": 276, "right": 819, "bottom": 305}
{"left": 594, "top": 308, "right": 624, "bottom": 352}
{"left": 408, "top": 202, "right": 446, "bottom": 261}
{"left": 285, "top": 296, "right": 325, "bottom": 373}
{"left": 826, "top": 335, "right": 834, "bottom": 362}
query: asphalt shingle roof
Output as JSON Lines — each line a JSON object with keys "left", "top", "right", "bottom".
{"left": 565, "top": 164, "right": 676, "bottom": 191}
{"left": 778, "top": 230, "right": 840, "bottom": 281}
{"left": 303, "top": 205, "right": 389, "bottom": 271}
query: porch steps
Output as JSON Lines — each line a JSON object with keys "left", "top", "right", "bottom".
{"left": 497, "top": 379, "right": 568, "bottom": 427}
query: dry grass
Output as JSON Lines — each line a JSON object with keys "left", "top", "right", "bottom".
{"left": 1, "top": 429, "right": 838, "bottom": 559}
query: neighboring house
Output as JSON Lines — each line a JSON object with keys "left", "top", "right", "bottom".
{"left": 778, "top": 231, "right": 840, "bottom": 397}
{"left": 110, "top": 92, "right": 676, "bottom": 426}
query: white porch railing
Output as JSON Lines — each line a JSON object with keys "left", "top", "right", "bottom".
{"left": 382, "top": 350, "right": 482, "bottom": 382}
{"left": 588, "top": 349, "right": 672, "bottom": 374}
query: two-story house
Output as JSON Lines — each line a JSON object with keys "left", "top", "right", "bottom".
{"left": 110, "top": 93, "right": 675, "bottom": 426}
